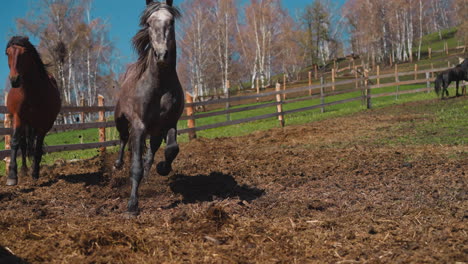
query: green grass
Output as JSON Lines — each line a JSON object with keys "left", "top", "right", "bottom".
{"left": 375, "top": 98, "right": 467, "bottom": 146}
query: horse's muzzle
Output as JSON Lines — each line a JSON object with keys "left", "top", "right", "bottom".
{"left": 10, "top": 75, "right": 21, "bottom": 88}
{"left": 155, "top": 51, "right": 168, "bottom": 63}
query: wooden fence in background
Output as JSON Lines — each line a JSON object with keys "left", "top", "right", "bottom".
{"left": 0, "top": 66, "right": 464, "bottom": 163}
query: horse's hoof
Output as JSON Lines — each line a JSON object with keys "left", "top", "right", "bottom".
{"left": 6, "top": 178, "right": 17, "bottom": 186}
{"left": 124, "top": 211, "right": 139, "bottom": 219}
{"left": 20, "top": 167, "right": 28, "bottom": 177}
{"left": 114, "top": 161, "right": 123, "bottom": 170}
{"left": 156, "top": 162, "right": 171, "bottom": 176}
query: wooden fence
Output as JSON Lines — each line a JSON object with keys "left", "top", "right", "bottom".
{"left": 0, "top": 66, "right": 463, "bottom": 162}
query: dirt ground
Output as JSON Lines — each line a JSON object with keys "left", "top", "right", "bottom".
{"left": 0, "top": 99, "right": 466, "bottom": 264}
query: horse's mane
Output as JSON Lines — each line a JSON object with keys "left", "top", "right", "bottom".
{"left": 6, "top": 36, "right": 49, "bottom": 80}
{"left": 131, "top": 2, "right": 181, "bottom": 80}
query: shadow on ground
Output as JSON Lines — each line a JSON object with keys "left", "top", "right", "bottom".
{"left": 0, "top": 245, "right": 29, "bottom": 264}
{"left": 169, "top": 172, "right": 264, "bottom": 203}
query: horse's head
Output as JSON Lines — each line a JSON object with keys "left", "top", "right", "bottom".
{"left": 141, "top": 1, "right": 179, "bottom": 64}
{"left": 5, "top": 37, "right": 30, "bottom": 88}
{"left": 5, "top": 36, "right": 46, "bottom": 88}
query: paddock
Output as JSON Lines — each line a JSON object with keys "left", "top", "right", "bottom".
{"left": 0, "top": 97, "right": 466, "bottom": 263}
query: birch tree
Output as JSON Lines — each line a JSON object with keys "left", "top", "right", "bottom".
{"left": 16, "top": 0, "right": 117, "bottom": 111}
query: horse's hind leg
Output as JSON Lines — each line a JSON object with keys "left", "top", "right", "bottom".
{"left": 157, "top": 128, "right": 179, "bottom": 176}
{"left": 6, "top": 127, "right": 21, "bottom": 186}
{"left": 143, "top": 135, "right": 163, "bottom": 179}
{"left": 31, "top": 133, "right": 45, "bottom": 180}
{"left": 114, "top": 114, "right": 129, "bottom": 170}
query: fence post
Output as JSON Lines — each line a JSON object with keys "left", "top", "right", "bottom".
{"left": 428, "top": 47, "right": 432, "bottom": 59}
{"left": 80, "top": 96, "right": 85, "bottom": 123}
{"left": 308, "top": 71, "right": 312, "bottom": 96}
{"left": 426, "top": 72, "right": 431, "bottom": 93}
{"left": 98, "top": 95, "right": 106, "bottom": 155}
{"left": 283, "top": 74, "right": 287, "bottom": 100}
{"left": 332, "top": 68, "right": 336, "bottom": 91}
{"left": 445, "top": 41, "right": 449, "bottom": 55}
{"left": 354, "top": 66, "right": 358, "bottom": 90}
{"left": 365, "top": 69, "right": 371, "bottom": 109}
{"left": 414, "top": 64, "right": 418, "bottom": 80}
{"left": 225, "top": 80, "right": 230, "bottom": 121}
{"left": 275, "top": 83, "right": 285, "bottom": 127}
{"left": 4, "top": 93, "right": 11, "bottom": 175}
{"left": 314, "top": 64, "right": 318, "bottom": 80}
{"left": 320, "top": 77, "right": 325, "bottom": 113}
{"left": 186, "top": 92, "right": 196, "bottom": 140}
{"left": 256, "top": 78, "right": 260, "bottom": 102}
{"left": 395, "top": 64, "right": 400, "bottom": 100}
{"left": 376, "top": 65, "right": 380, "bottom": 87}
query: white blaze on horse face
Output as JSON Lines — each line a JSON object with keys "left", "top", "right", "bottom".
{"left": 148, "top": 9, "right": 173, "bottom": 57}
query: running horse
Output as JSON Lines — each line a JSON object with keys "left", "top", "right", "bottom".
{"left": 434, "top": 58, "right": 468, "bottom": 99}
{"left": 114, "top": 0, "right": 184, "bottom": 214}
{"left": 5, "top": 36, "right": 61, "bottom": 185}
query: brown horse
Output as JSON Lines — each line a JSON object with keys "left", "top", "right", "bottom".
{"left": 5, "top": 36, "right": 61, "bottom": 185}
{"left": 114, "top": 0, "right": 184, "bottom": 214}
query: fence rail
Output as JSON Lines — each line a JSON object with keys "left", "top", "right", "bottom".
{"left": 0, "top": 65, "right": 465, "bottom": 161}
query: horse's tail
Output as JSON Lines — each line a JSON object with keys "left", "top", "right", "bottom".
{"left": 434, "top": 74, "right": 443, "bottom": 96}
{"left": 22, "top": 126, "right": 36, "bottom": 159}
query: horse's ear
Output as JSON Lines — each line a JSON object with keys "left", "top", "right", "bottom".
{"left": 146, "top": 0, "right": 152, "bottom": 5}
{"left": 164, "top": 0, "right": 173, "bottom": 6}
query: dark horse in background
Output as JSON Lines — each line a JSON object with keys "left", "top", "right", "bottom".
{"left": 114, "top": 0, "right": 184, "bottom": 214}
{"left": 434, "top": 58, "right": 468, "bottom": 99}
{"left": 5, "top": 36, "right": 61, "bottom": 186}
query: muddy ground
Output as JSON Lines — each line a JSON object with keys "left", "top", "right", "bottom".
{"left": 0, "top": 99, "right": 466, "bottom": 263}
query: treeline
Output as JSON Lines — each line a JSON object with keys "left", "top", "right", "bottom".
{"left": 15, "top": 0, "right": 118, "bottom": 110}
{"left": 177, "top": 0, "right": 346, "bottom": 99}
{"left": 344, "top": 0, "right": 466, "bottom": 66}
{"left": 177, "top": 0, "right": 466, "bottom": 99}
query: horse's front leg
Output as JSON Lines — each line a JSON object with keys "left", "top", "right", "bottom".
{"left": 157, "top": 128, "right": 179, "bottom": 176}
{"left": 128, "top": 125, "right": 145, "bottom": 214}
{"left": 6, "top": 127, "right": 21, "bottom": 186}
{"left": 19, "top": 127, "right": 31, "bottom": 176}
{"left": 144, "top": 135, "right": 162, "bottom": 179}
{"left": 455, "top": 81, "right": 461, "bottom": 97}
{"left": 31, "top": 133, "right": 45, "bottom": 180}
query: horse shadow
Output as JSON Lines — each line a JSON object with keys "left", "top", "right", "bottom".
{"left": 0, "top": 245, "right": 29, "bottom": 264}
{"left": 168, "top": 172, "right": 264, "bottom": 204}
{"left": 57, "top": 172, "right": 104, "bottom": 187}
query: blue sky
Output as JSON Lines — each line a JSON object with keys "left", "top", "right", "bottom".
{"left": 0, "top": 0, "right": 345, "bottom": 90}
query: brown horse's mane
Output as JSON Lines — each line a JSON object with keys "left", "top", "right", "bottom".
{"left": 131, "top": 2, "right": 181, "bottom": 80}
{"left": 6, "top": 36, "right": 50, "bottom": 80}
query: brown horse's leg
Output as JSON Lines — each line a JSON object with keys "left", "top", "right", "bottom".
{"left": 6, "top": 128, "right": 21, "bottom": 186}
{"left": 128, "top": 126, "right": 145, "bottom": 214}
{"left": 157, "top": 128, "right": 179, "bottom": 176}
{"left": 20, "top": 133, "right": 28, "bottom": 176}
{"left": 114, "top": 115, "right": 129, "bottom": 170}
{"left": 31, "top": 134, "right": 44, "bottom": 180}
{"left": 143, "top": 135, "right": 163, "bottom": 179}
